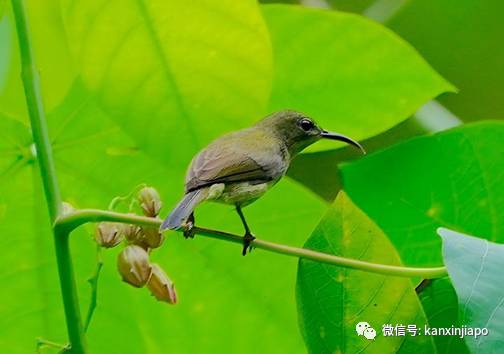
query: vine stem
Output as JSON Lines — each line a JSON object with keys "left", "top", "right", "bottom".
{"left": 11, "top": 0, "right": 87, "bottom": 352}
{"left": 84, "top": 246, "right": 103, "bottom": 332}
{"left": 56, "top": 209, "right": 448, "bottom": 278}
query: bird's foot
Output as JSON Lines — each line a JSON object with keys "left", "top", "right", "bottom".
{"left": 182, "top": 213, "right": 195, "bottom": 239}
{"left": 242, "top": 232, "right": 256, "bottom": 256}
{"left": 182, "top": 223, "right": 195, "bottom": 239}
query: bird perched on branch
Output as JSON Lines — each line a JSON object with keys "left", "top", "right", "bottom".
{"left": 160, "top": 110, "right": 365, "bottom": 255}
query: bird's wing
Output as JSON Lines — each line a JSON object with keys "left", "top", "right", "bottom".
{"left": 185, "top": 131, "right": 280, "bottom": 192}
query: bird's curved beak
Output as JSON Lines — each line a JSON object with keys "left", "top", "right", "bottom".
{"left": 320, "top": 131, "right": 366, "bottom": 154}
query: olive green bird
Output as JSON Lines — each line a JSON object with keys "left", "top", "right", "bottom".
{"left": 160, "top": 110, "right": 365, "bottom": 255}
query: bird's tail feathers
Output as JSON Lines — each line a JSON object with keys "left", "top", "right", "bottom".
{"left": 160, "top": 189, "right": 208, "bottom": 231}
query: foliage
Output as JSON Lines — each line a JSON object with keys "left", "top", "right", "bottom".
{"left": 439, "top": 228, "right": 504, "bottom": 353}
{"left": 0, "top": 1, "right": 502, "bottom": 353}
{"left": 386, "top": 0, "right": 504, "bottom": 122}
{"left": 263, "top": 5, "right": 453, "bottom": 151}
{"left": 297, "top": 192, "right": 434, "bottom": 353}
{"left": 418, "top": 277, "right": 470, "bottom": 354}
{"left": 341, "top": 122, "right": 504, "bottom": 266}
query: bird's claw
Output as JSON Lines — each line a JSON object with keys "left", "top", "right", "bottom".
{"left": 182, "top": 221, "right": 195, "bottom": 239}
{"left": 242, "top": 232, "right": 256, "bottom": 256}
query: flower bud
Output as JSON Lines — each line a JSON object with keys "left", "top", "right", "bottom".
{"left": 147, "top": 263, "right": 177, "bottom": 304}
{"left": 138, "top": 226, "right": 165, "bottom": 249}
{"left": 95, "top": 222, "right": 124, "bottom": 248}
{"left": 117, "top": 245, "right": 152, "bottom": 287}
{"left": 123, "top": 223, "right": 140, "bottom": 243}
{"left": 138, "top": 187, "right": 162, "bottom": 217}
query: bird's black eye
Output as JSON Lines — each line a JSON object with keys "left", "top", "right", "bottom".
{"left": 299, "top": 118, "right": 315, "bottom": 131}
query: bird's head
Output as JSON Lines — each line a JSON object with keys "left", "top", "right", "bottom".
{"left": 256, "top": 110, "right": 365, "bottom": 156}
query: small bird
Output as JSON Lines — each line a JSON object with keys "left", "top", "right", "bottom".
{"left": 160, "top": 110, "right": 365, "bottom": 255}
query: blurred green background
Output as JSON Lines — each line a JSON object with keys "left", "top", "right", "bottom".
{"left": 0, "top": 0, "right": 502, "bottom": 353}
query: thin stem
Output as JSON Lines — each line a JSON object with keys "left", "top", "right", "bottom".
{"left": 53, "top": 232, "right": 86, "bottom": 353}
{"left": 84, "top": 246, "right": 103, "bottom": 332}
{"left": 11, "top": 0, "right": 61, "bottom": 221}
{"left": 56, "top": 209, "right": 448, "bottom": 279}
{"left": 11, "top": 0, "right": 87, "bottom": 352}
{"left": 108, "top": 183, "right": 146, "bottom": 210}
{"left": 36, "top": 338, "right": 69, "bottom": 353}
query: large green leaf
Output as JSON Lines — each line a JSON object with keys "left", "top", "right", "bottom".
{"left": 61, "top": 0, "right": 273, "bottom": 167}
{"left": 341, "top": 122, "right": 504, "bottom": 266}
{"left": 439, "top": 228, "right": 504, "bottom": 353}
{"left": 262, "top": 4, "right": 454, "bottom": 151}
{"left": 0, "top": 0, "right": 6, "bottom": 18}
{"left": 0, "top": 115, "right": 64, "bottom": 348}
{"left": 0, "top": 81, "right": 327, "bottom": 353}
{"left": 0, "top": 1, "right": 75, "bottom": 121}
{"left": 0, "top": 15, "right": 10, "bottom": 91}
{"left": 387, "top": 0, "right": 504, "bottom": 122}
{"left": 297, "top": 192, "right": 435, "bottom": 353}
{"left": 287, "top": 117, "right": 426, "bottom": 202}
{"left": 418, "top": 277, "right": 470, "bottom": 354}
{"left": 327, "top": 0, "right": 375, "bottom": 13}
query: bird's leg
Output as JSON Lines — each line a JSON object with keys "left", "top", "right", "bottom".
{"left": 235, "top": 205, "right": 255, "bottom": 256}
{"left": 183, "top": 212, "right": 196, "bottom": 239}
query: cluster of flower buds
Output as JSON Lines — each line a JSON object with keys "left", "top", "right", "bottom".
{"left": 94, "top": 187, "right": 165, "bottom": 252}
{"left": 94, "top": 186, "right": 177, "bottom": 304}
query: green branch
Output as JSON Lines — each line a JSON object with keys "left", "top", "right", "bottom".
{"left": 11, "top": 0, "right": 87, "bottom": 352}
{"left": 56, "top": 209, "right": 448, "bottom": 279}
{"left": 11, "top": 0, "right": 61, "bottom": 221}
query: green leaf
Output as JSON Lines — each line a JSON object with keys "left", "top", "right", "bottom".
{"left": 0, "top": 115, "right": 65, "bottom": 349}
{"left": 0, "top": 1, "right": 75, "bottom": 121}
{"left": 0, "top": 15, "right": 10, "bottom": 91}
{"left": 262, "top": 4, "right": 455, "bottom": 151}
{"left": 259, "top": 0, "right": 299, "bottom": 4}
{"left": 0, "top": 0, "right": 6, "bottom": 19}
{"left": 327, "top": 0, "right": 375, "bottom": 13}
{"left": 61, "top": 0, "right": 273, "bottom": 166}
{"left": 438, "top": 227, "right": 504, "bottom": 353}
{"left": 341, "top": 122, "right": 504, "bottom": 266}
{"left": 287, "top": 117, "right": 429, "bottom": 202}
{"left": 387, "top": 0, "right": 504, "bottom": 122}
{"left": 297, "top": 192, "right": 435, "bottom": 354}
{"left": 418, "top": 277, "right": 470, "bottom": 354}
